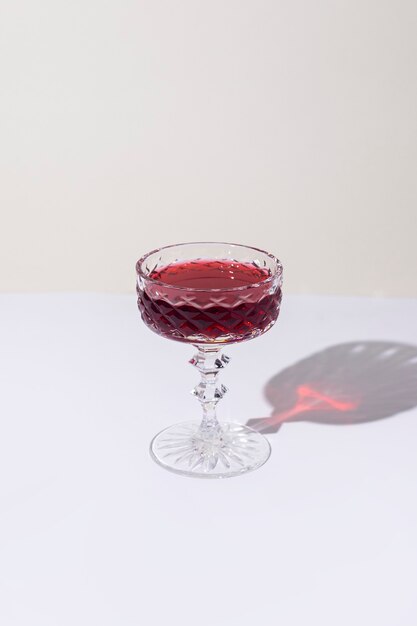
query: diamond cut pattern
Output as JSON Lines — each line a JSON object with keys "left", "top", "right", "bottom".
{"left": 138, "top": 287, "right": 282, "bottom": 343}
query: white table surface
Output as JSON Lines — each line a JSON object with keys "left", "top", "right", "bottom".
{"left": 1, "top": 293, "right": 417, "bottom": 626}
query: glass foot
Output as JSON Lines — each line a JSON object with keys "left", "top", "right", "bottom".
{"left": 150, "top": 421, "right": 271, "bottom": 479}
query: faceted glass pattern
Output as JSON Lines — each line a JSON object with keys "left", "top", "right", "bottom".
{"left": 136, "top": 243, "right": 283, "bottom": 344}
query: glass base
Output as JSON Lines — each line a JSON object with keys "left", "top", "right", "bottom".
{"left": 150, "top": 421, "right": 271, "bottom": 479}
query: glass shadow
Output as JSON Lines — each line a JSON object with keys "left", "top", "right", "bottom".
{"left": 246, "top": 341, "right": 417, "bottom": 434}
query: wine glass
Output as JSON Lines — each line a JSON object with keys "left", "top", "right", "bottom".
{"left": 136, "top": 242, "right": 283, "bottom": 478}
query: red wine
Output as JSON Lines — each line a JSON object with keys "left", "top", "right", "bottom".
{"left": 137, "top": 259, "right": 282, "bottom": 344}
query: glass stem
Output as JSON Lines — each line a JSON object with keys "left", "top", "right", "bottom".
{"left": 190, "top": 344, "right": 230, "bottom": 438}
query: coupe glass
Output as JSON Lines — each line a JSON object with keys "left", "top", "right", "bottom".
{"left": 136, "top": 242, "right": 283, "bottom": 478}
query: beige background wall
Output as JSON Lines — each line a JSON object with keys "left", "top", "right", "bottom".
{"left": 1, "top": 0, "right": 416, "bottom": 295}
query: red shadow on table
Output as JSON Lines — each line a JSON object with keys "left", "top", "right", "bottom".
{"left": 246, "top": 341, "right": 417, "bottom": 434}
